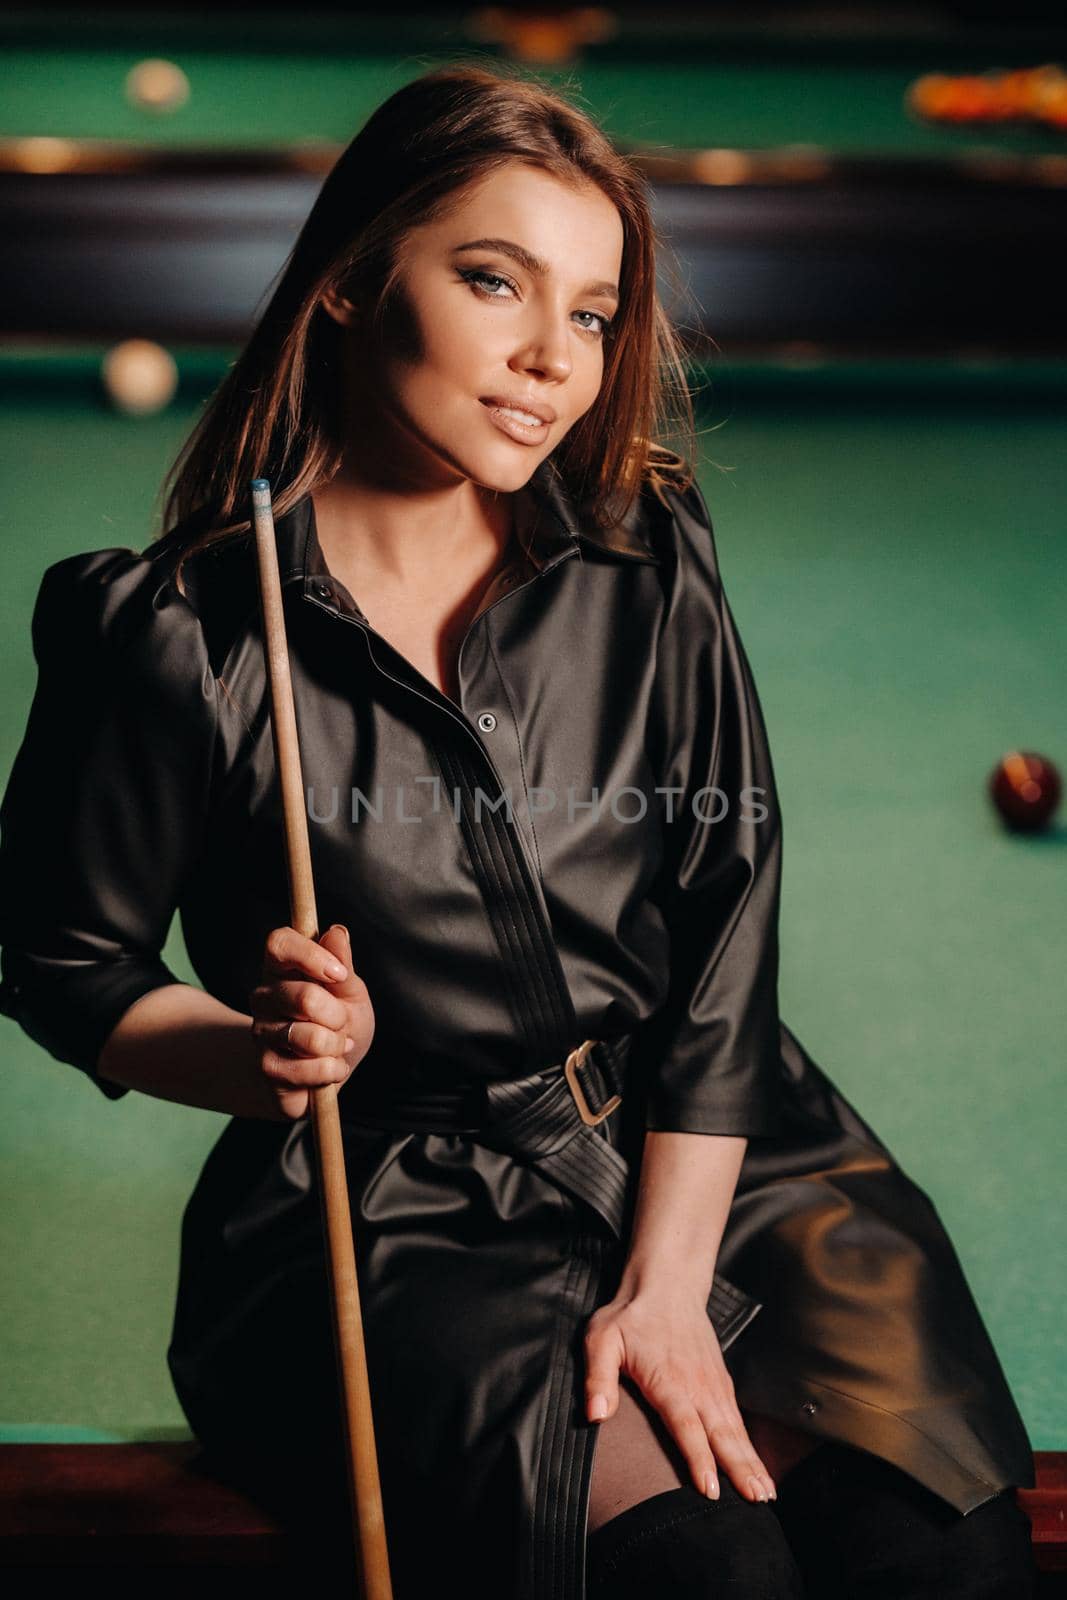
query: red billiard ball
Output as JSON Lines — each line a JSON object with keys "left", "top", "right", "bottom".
{"left": 988, "top": 751, "right": 1062, "bottom": 832}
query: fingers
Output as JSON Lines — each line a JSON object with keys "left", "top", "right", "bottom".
{"left": 251, "top": 978, "right": 350, "bottom": 1033}
{"left": 261, "top": 924, "right": 349, "bottom": 985}
{"left": 263, "top": 922, "right": 370, "bottom": 1009}
{"left": 583, "top": 1319, "right": 623, "bottom": 1423}
{"left": 316, "top": 922, "right": 349, "bottom": 970}
{"left": 636, "top": 1386, "right": 776, "bottom": 1504}
{"left": 316, "top": 924, "right": 371, "bottom": 1007}
{"left": 278, "top": 1017, "right": 356, "bottom": 1062}
{"left": 250, "top": 1000, "right": 354, "bottom": 1089}
{"left": 690, "top": 1397, "right": 778, "bottom": 1503}
{"left": 251, "top": 925, "right": 370, "bottom": 1117}
{"left": 653, "top": 1389, "right": 727, "bottom": 1500}
{"left": 259, "top": 1041, "right": 352, "bottom": 1090}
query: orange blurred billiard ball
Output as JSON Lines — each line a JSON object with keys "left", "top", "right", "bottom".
{"left": 988, "top": 751, "right": 1062, "bottom": 832}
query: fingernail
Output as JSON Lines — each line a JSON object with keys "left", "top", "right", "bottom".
{"left": 589, "top": 1395, "right": 608, "bottom": 1420}
{"left": 331, "top": 923, "right": 350, "bottom": 940}
{"left": 325, "top": 959, "right": 347, "bottom": 979}
{"left": 344, "top": 1037, "right": 356, "bottom": 1052}
{"left": 748, "top": 1475, "right": 768, "bottom": 1502}
{"left": 703, "top": 1472, "right": 719, "bottom": 1499}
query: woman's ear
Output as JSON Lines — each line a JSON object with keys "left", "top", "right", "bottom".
{"left": 320, "top": 287, "right": 360, "bottom": 328}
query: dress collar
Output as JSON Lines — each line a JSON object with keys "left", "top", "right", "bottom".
{"left": 525, "top": 458, "right": 662, "bottom": 566}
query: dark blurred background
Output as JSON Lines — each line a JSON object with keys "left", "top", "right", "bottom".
{"left": 4, "top": 1, "right": 1067, "bottom": 351}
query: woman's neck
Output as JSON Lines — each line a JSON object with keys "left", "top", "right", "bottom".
{"left": 310, "top": 473, "right": 513, "bottom": 589}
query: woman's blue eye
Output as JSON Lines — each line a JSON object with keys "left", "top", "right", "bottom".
{"left": 458, "top": 268, "right": 614, "bottom": 339}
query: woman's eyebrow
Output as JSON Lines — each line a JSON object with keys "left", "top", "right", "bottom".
{"left": 451, "top": 237, "right": 620, "bottom": 304}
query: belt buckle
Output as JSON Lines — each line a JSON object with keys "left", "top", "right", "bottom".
{"left": 564, "top": 1039, "right": 622, "bottom": 1127}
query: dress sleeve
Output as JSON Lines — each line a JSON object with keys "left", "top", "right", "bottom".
{"left": 639, "top": 475, "right": 784, "bottom": 1138}
{"left": 0, "top": 548, "right": 219, "bottom": 1100}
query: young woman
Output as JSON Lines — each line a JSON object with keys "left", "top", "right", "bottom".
{"left": 0, "top": 64, "right": 1037, "bottom": 1599}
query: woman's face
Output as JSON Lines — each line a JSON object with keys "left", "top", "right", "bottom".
{"left": 327, "top": 160, "right": 624, "bottom": 494}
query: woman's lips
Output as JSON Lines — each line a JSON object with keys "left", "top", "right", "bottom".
{"left": 479, "top": 400, "right": 551, "bottom": 445}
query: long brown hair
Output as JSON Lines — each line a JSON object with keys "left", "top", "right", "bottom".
{"left": 161, "top": 60, "right": 697, "bottom": 592}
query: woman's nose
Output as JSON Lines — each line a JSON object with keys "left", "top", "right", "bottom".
{"left": 512, "top": 322, "right": 572, "bottom": 381}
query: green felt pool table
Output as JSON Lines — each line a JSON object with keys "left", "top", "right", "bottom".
{"left": 0, "top": 348, "right": 1063, "bottom": 1460}
{"left": 3, "top": 8, "right": 1067, "bottom": 161}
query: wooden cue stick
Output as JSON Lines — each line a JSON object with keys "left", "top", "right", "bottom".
{"left": 250, "top": 478, "right": 393, "bottom": 1600}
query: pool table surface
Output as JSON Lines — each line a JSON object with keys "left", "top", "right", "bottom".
{"left": 3, "top": 9, "right": 1067, "bottom": 161}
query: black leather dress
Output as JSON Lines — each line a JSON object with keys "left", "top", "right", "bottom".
{"left": 0, "top": 458, "right": 1035, "bottom": 1598}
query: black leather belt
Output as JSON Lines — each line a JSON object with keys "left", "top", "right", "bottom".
{"left": 342, "top": 1036, "right": 631, "bottom": 1239}
{"left": 340, "top": 1033, "right": 761, "bottom": 1352}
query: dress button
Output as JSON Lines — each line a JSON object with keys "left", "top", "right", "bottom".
{"left": 800, "top": 1400, "right": 818, "bottom": 1416}
{"left": 477, "top": 712, "right": 497, "bottom": 733}
{"left": 315, "top": 582, "right": 331, "bottom": 598}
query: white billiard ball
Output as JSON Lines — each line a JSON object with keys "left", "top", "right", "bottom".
{"left": 101, "top": 340, "right": 179, "bottom": 417}
{"left": 125, "top": 59, "right": 190, "bottom": 115}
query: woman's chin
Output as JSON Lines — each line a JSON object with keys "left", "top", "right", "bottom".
{"left": 452, "top": 445, "right": 551, "bottom": 495}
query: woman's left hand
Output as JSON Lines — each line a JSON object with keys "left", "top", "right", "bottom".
{"left": 582, "top": 1288, "right": 778, "bottom": 1505}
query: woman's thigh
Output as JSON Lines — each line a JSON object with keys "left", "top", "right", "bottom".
{"left": 585, "top": 1397, "right": 811, "bottom": 1600}
{"left": 587, "top": 1377, "right": 685, "bottom": 1531}
{"left": 587, "top": 1385, "right": 819, "bottom": 1533}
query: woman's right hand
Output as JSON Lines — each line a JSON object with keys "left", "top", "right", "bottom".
{"left": 249, "top": 922, "right": 375, "bottom": 1121}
